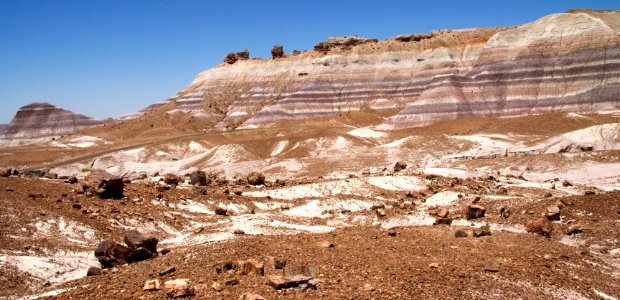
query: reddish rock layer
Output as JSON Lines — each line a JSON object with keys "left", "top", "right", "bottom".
{"left": 0, "top": 103, "right": 103, "bottom": 147}
{"left": 131, "top": 10, "right": 620, "bottom": 130}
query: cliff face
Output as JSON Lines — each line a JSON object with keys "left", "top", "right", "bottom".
{"left": 0, "top": 125, "right": 7, "bottom": 135}
{"left": 137, "top": 9, "right": 619, "bottom": 130}
{"left": 0, "top": 103, "right": 103, "bottom": 147}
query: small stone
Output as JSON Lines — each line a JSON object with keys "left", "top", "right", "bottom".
{"left": 143, "top": 279, "right": 161, "bottom": 291}
{"left": 387, "top": 231, "right": 397, "bottom": 237}
{"left": 72, "top": 203, "right": 82, "bottom": 209}
{"left": 437, "top": 208, "right": 449, "bottom": 218}
{"left": 584, "top": 190, "right": 595, "bottom": 195}
{"left": 160, "top": 248, "right": 171, "bottom": 255}
{"left": 225, "top": 278, "right": 239, "bottom": 286}
{"left": 466, "top": 205, "right": 486, "bottom": 220}
{"left": 239, "top": 293, "right": 266, "bottom": 300}
{"left": 543, "top": 192, "right": 553, "bottom": 198}
{"left": 433, "top": 217, "right": 452, "bottom": 225}
{"left": 454, "top": 230, "right": 468, "bottom": 238}
{"left": 546, "top": 206, "right": 561, "bottom": 221}
{"left": 393, "top": 161, "right": 407, "bottom": 172}
{"left": 375, "top": 209, "right": 386, "bottom": 218}
{"left": 86, "top": 266, "right": 102, "bottom": 276}
{"left": 318, "top": 241, "right": 336, "bottom": 248}
{"left": 362, "top": 283, "right": 375, "bottom": 292}
{"left": 164, "top": 279, "right": 194, "bottom": 298}
{"left": 215, "top": 207, "right": 228, "bottom": 216}
{"left": 233, "top": 190, "right": 243, "bottom": 196}
{"left": 473, "top": 228, "right": 491, "bottom": 237}
{"left": 158, "top": 266, "right": 176, "bottom": 276}
{"left": 241, "top": 259, "right": 264, "bottom": 276}
{"left": 566, "top": 225, "right": 583, "bottom": 235}
{"left": 211, "top": 281, "right": 223, "bottom": 292}
{"left": 233, "top": 229, "right": 246, "bottom": 235}
{"left": 499, "top": 206, "right": 511, "bottom": 218}
{"left": 429, "top": 263, "right": 440, "bottom": 269}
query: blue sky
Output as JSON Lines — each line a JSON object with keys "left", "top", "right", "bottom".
{"left": 0, "top": 0, "right": 617, "bottom": 123}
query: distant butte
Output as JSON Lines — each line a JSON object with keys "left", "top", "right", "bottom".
{"left": 0, "top": 102, "right": 103, "bottom": 147}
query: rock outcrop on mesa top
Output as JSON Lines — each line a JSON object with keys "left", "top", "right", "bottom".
{"left": 128, "top": 9, "right": 620, "bottom": 130}
{"left": 0, "top": 103, "right": 103, "bottom": 147}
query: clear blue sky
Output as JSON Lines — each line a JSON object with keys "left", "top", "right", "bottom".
{"left": 0, "top": 0, "right": 617, "bottom": 123}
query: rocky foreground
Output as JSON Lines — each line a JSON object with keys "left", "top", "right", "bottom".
{"left": 0, "top": 164, "right": 619, "bottom": 299}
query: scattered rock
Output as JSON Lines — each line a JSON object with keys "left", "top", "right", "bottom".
{"left": 233, "top": 229, "right": 246, "bottom": 235}
{"left": 225, "top": 278, "right": 240, "bottom": 286}
{"left": 215, "top": 207, "right": 228, "bottom": 216}
{"left": 64, "top": 176, "right": 78, "bottom": 184}
{"left": 546, "top": 206, "right": 561, "bottom": 221}
{"left": 163, "top": 173, "right": 180, "bottom": 186}
{"left": 189, "top": 171, "right": 209, "bottom": 186}
{"left": 86, "top": 266, "right": 102, "bottom": 276}
{"left": 239, "top": 293, "right": 266, "bottom": 300}
{"left": 543, "top": 192, "right": 553, "bottom": 198}
{"left": 433, "top": 217, "right": 452, "bottom": 225}
{"left": 375, "top": 209, "right": 387, "bottom": 218}
{"left": 318, "top": 241, "right": 336, "bottom": 248}
{"left": 164, "top": 279, "right": 195, "bottom": 298}
{"left": 526, "top": 218, "right": 553, "bottom": 238}
{"left": 160, "top": 248, "right": 171, "bottom": 255}
{"left": 247, "top": 172, "right": 265, "bottom": 185}
{"left": 454, "top": 230, "right": 468, "bottom": 238}
{"left": 0, "top": 168, "right": 10, "bottom": 177}
{"left": 271, "top": 45, "right": 284, "bottom": 59}
{"left": 473, "top": 227, "right": 492, "bottom": 237}
{"left": 159, "top": 266, "right": 176, "bottom": 276}
{"left": 94, "top": 240, "right": 130, "bottom": 268}
{"left": 123, "top": 229, "right": 159, "bottom": 263}
{"left": 499, "top": 206, "right": 511, "bottom": 218}
{"left": 241, "top": 259, "right": 265, "bottom": 276}
{"left": 236, "top": 49, "right": 250, "bottom": 61}
{"left": 143, "top": 279, "right": 162, "bottom": 291}
{"left": 393, "top": 161, "right": 407, "bottom": 172}
{"left": 566, "top": 225, "right": 583, "bottom": 235}
{"left": 211, "top": 282, "right": 223, "bottom": 292}
{"left": 362, "top": 283, "right": 375, "bottom": 292}
{"left": 466, "top": 204, "right": 486, "bottom": 220}
{"left": 584, "top": 190, "right": 595, "bottom": 195}
{"left": 392, "top": 33, "right": 433, "bottom": 42}
{"left": 429, "top": 263, "right": 440, "bottom": 269}
{"left": 314, "top": 35, "right": 378, "bottom": 52}
{"left": 267, "top": 274, "right": 312, "bottom": 290}
{"left": 284, "top": 264, "right": 316, "bottom": 278}
{"left": 85, "top": 170, "right": 124, "bottom": 199}
{"left": 224, "top": 52, "right": 238, "bottom": 64}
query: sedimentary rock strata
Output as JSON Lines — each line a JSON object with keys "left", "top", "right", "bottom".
{"left": 0, "top": 102, "right": 103, "bottom": 147}
{"left": 134, "top": 10, "right": 619, "bottom": 130}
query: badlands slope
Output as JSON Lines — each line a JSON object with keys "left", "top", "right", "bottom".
{"left": 127, "top": 9, "right": 620, "bottom": 131}
{"left": 0, "top": 9, "right": 619, "bottom": 300}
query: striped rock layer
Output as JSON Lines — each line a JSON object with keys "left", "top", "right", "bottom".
{"left": 137, "top": 10, "right": 620, "bottom": 130}
{"left": 0, "top": 103, "right": 102, "bottom": 147}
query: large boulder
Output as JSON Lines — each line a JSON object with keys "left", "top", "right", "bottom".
{"left": 236, "top": 49, "right": 250, "bottom": 60}
{"left": 163, "top": 173, "right": 180, "bottom": 185}
{"left": 224, "top": 52, "right": 237, "bottom": 64}
{"left": 94, "top": 230, "right": 159, "bottom": 268}
{"left": 94, "top": 240, "right": 130, "bottom": 268}
{"left": 247, "top": 172, "right": 265, "bottom": 186}
{"left": 86, "top": 170, "right": 124, "bottom": 199}
{"left": 525, "top": 218, "right": 553, "bottom": 238}
{"left": 189, "top": 171, "right": 209, "bottom": 186}
{"left": 465, "top": 205, "right": 486, "bottom": 220}
{"left": 271, "top": 45, "right": 284, "bottom": 59}
{"left": 124, "top": 229, "right": 158, "bottom": 263}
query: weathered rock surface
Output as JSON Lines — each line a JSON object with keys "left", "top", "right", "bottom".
{"left": 130, "top": 10, "right": 620, "bottom": 131}
{"left": 0, "top": 102, "right": 102, "bottom": 147}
